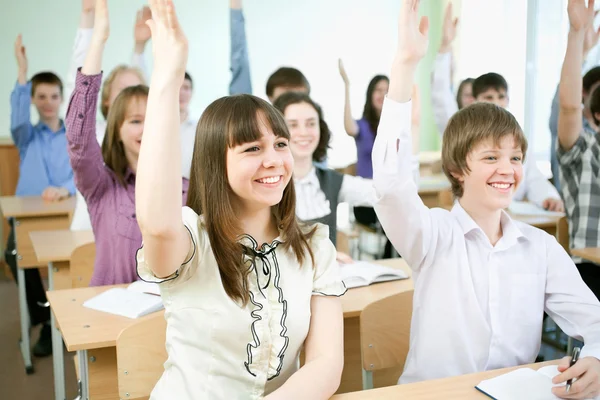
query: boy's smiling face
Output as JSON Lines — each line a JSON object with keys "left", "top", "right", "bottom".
{"left": 454, "top": 135, "right": 524, "bottom": 212}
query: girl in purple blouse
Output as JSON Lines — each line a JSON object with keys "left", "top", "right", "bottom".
{"left": 65, "top": 0, "right": 188, "bottom": 286}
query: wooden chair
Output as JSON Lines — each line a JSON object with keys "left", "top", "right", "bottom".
{"left": 557, "top": 216, "right": 570, "bottom": 255}
{"left": 70, "top": 242, "right": 96, "bottom": 288}
{"left": 116, "top": 313, "right": 167, "bottom": 400}
{"left": 360, "top": 290, "right": 413, "bottom": 389}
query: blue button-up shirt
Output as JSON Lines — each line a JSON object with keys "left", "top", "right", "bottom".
{"left": 10, "top": 81, "right": 75, "bottom": 196}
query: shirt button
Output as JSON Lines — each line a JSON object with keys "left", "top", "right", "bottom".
{"left": 83, "top": 81, "right": 89, "bottom": 86}
{"left": 78, "top": 113, "right": 84, "bottom": 119}
{"left": 131, "top": 214, "right": 136, "bottom": 218}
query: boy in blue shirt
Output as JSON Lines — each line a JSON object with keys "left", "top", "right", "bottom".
{"left": 4, "top": 34, "right": 75, "bottom": 357}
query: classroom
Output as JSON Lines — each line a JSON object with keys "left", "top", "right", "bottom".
{"left": 1, "top": 0, "right": 600, "bottom": 399}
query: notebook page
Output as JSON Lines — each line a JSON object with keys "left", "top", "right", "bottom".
{"left": 339, "top": 262, "right": 408, "bottom": 288}
{"left": 83, "top": 288, "right": 164, "bottom": 319}
{"left": 475, "top": 368, "right": 561, "bottom": 400}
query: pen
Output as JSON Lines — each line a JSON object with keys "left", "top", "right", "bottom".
{"left": 565, "top": 346, "right": 581, "bottom": 393}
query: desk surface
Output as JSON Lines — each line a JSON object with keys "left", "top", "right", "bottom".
{"left": 571, "top": 247, "right": 600, "bottom": 264}
{"left": 330, "top": 360, "right": 557, "bottom": 399}
{"left": 509, "top": 213, "right": 561, "bottom": 230}
{"left": 0, "top": 196, "right": 76, "bottom": 218}
{"left": 30, "top": 229, "right": 94, "bottom": 264}
{"left": 48, "top": 258, "right": 413, "bottom": 351}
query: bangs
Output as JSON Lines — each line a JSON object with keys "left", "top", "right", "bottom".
{"left": 225, "top": 95, "right": 290, "bottom": 148}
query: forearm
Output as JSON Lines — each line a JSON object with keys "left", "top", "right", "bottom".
{"left": 229, "top": 7, "right": 252, "bottom": 95}
{"left": 558, "top": 31, "right": 585, "bottom": 150}
{"left": 389, "top": 60, "right": 417, "bottom": 103}
{"left": 343, "top": 85, "right": 358, "bottom": 135}
{"left": 430, "top": 53, "right": 456, "bottom": 135}
{"left": 17, "top": 69, "right": 27, "bottom": 85}
{"left": 265, "top": 357, "right": 341, "bottom": 400}
{"left": 136, "top": 79, "right": 183, "bottom": 236}
{"left": 82, "top": 37, "right": 105, "bottom": 76}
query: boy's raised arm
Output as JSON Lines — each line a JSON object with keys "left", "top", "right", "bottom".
{"left": 372, "top": 0, "right": 434, "bottom": 270}
{"left": 10, "top": 34, "right": 34, "bottom": 148}
{"left": 229, "top": 0, "right": 253, "bottom": 95}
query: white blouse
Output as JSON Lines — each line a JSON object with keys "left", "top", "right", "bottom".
{"left": 137, "top": 207, "right": 346, "bottom": 399}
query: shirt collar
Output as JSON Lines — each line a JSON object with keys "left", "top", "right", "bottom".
{"left": 34, "top": 119, "right": 65, "bottom": 134}
{"left": 293, "top": 166, "right": 319, "bottom": 187}
{"left": 450, "top": 201, "right": 526, "bottom": 248}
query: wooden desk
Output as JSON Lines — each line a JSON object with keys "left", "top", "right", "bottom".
{"left": 509, "top": 213, "right": 561, "bottom": 237}
{"left": 571, "top": 247, "right": 600, "bottom": 264}
{"left": 330, "top": 360, "right": 558, "bottom": 399}
{"left": 0, "top": 195, "right": 76, "bottom": 375}
{"left": 48, "top": 258, "right": 413, "bottom": 399}
{"left": 418, "top": 175, "right": 450, "bottom": 208}
{"left": 0, "top": 137, "right": 19, "bottom": 276}
{"left": 31, "top": 229, "right": 94, "bottom": 400}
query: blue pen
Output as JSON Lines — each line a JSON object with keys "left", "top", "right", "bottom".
{"left": 565, "top": 347, "right": 581, "bottom": 393}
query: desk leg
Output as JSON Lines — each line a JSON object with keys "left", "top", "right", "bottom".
{"left": 16, "top": 266, "right": 34, "bottom": 374}
{"left": 48, "top": 262, "right": 66, "bottom": 400}
{"left": 76, "top": 350, "right": 89, "bottom": 400}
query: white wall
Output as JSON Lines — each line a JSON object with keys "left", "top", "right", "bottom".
{"left": 1, "top": 0, "right": 410, "bottom": 168}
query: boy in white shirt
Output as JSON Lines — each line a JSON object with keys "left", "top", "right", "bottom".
{"left": 375, "top": 1, "right": 600, "bottom": 397}
{"left": 430, "top": 2, "right": 564, "bottom": 213}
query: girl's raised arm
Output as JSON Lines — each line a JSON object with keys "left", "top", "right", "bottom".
{"left": 136, "top": 0, "right": 191, "bottom": 279}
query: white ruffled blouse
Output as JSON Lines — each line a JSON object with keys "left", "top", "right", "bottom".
{"left": 137, "top": 206, "right": 346, "bottom": 400}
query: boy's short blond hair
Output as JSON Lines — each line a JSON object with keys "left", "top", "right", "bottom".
{"left": 442, "top": 102, "right": 527, "bottom": 198}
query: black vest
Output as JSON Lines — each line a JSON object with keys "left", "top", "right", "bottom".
{"left": 305, "top": 167, "right": 344, "bottom": 246}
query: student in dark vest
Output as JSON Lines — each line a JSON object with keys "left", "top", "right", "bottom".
{"left": 274, "top": 92, "right": 377, "bottom": 263}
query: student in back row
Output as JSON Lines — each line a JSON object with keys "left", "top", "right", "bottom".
{"left": 374, "top": 0, "right": 600, "bottom": 397}
{"left": 135, "top": 0, "right": 345, "bottom": 398}
{"left": 430, "top": 2, "right": 564, "bottom": 213}
{"left": 4, "top": 35, "right": 75, "bottom": 357}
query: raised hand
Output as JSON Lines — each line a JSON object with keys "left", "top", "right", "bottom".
{"left": 338, "top": 59, "right": 350, "bottom": 86}
{"left": 439, "top": 2, "right": 458, "bottom": 53}
{"left": 14, "top": 34, "right": 28, "bottom": 74}
{"left": 134, "top": 6, "right": 152, "bottom": 45}
{"left": 92, "top": 0, "right": 110, "bottom": 43}
{"left": 82, "top": 0, "right": 95, "bottom": 12}
{"left": 583, "top": 10, "right": 600, "bottom": 56}
{"left": 568, "top": 0, "right": 595, "bottom": 32}
{"left": 147, "top": 0, "right": 188, "bottom": 84}
{"left": 395, "top": 0, "right": 429, "bottom": 65}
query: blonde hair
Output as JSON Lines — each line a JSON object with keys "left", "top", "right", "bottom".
{"left": 100, "top": 65, "right": 146, "bottom": 119}
{"left": 441, "top": 102, "right": 527, "bottom": 198}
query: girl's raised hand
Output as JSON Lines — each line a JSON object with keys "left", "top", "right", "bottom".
{"left": 91, "top": 0, "right": 110, "bottom": 43}
{"left": 147, "top": 0, "right": 188, "bottom": 85}
{"left": 395, "top": 0, "right": 429, "bottom": 65}
{"left": 338, "top": 59, "right": 350, "bottom": 86}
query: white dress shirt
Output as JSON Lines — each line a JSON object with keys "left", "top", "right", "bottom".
{"left": 373, "top": 97, "right": 600, "bottom": 384}
{"left": 293, "top": 167, "right": 377, "bottom": 221}
{"left": 430, "top": 53, "right": 560, "bottom": 207}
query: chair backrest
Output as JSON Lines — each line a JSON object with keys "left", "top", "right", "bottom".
{"left": 557, "top": 216, "right": 570, "bottom": 255}
{"left": 70, "top": 242, "right": 96, "bottom": 288}
{"left": 360, "top": 290, "right": 413, "bottom": 372}
{"left": 116, "top": 313, "right": 167, "bottom": 399}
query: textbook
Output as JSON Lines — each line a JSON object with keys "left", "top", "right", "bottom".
{"left": 475, "top": 365, "right": 592, "bottom": 400}
{"left": 339, "top": 261, "right": 409, "bottom": 289}
{"left": 83, "top": 281, "right": 163, "bottom": 319}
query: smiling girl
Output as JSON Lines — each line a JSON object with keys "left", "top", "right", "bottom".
{"left": 134, "top": 1, "right": 346, "bottom": 399}
{"left": 65, "top": 0, "right": 188, "bottom": 286}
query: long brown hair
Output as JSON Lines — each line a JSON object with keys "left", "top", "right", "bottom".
{"left": 102, "top": 85, "right": 148, "bottom": 187}
{"left": 187, "top": 94, "right": 315, "bottom": 305}
{"left": 100, "top": 65, "right": 146, "bottom": 119}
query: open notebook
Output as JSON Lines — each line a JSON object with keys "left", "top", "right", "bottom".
{"left": 508, "top": 201, "right": 565, "bottom": 218}
{"left": 83, "top": 281, "right": 163, "bottom": 319}
{"left": 476, "top": 365, "right": 593, "bottom": 400}
{"left": 339, "top": 261, "right": 409, "bottom": 289}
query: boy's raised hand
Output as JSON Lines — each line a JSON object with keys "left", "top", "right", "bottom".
{"left": 147, "top": 0, "right": 188, "bottom": 85}
{"left": 92, "top": 0, "right": 110, "bottom": 43}
{"left": 568, "top": 0, "right": 596, "bottom": 32}
{"left": 395, "top": 0, "right": 429, "bottom": 65}
{"left": 134, "top": 6, "right": 152, "bottom": 47}
{"left": 338, "top": 59, "right": 350, "bottom": 86}
{"left": 439, "top": 2, "right": 458, "bottom": 53}
{"left": 14, "top": 35, "right": 27, "bottom": 74}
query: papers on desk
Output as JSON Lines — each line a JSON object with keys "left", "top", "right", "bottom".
{"left": 339, "top": 261, "right": 408, "bottom": 289}
{"left": 476, "top": 365, "right": 593, "bottom": 400}
{"left": 508, "top": 201, "right": 565, "bottom": 217}
{"left": 83, "top": 281, "right": 163, "bottom": 319}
